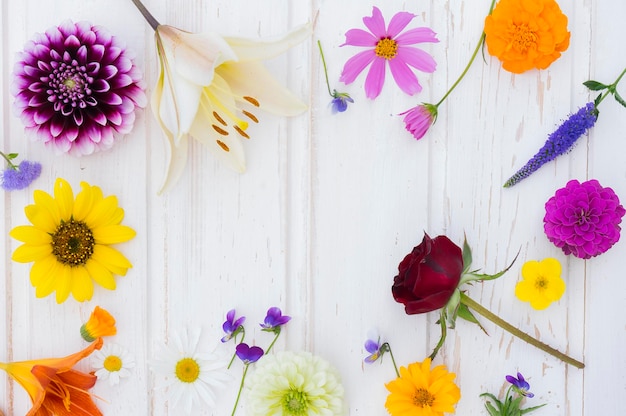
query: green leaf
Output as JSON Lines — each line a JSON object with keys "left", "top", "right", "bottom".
{"left": 462, "top": 234, "right": 472, "bottom": 274}
{"left": 520, "top": 403, "right": 547, "bottom": 414}
{"left": 457, "top": 302, "right": 488, "bottom": 334}
{"left": 583, "top": 80, "right": 608, "bottom": 91}
{"left": 614, "top": 90, "right": 626, "bottom": 108}
{"left": 7, "top": 153, "right": 18, "bottom": 160}
{"left": 460, "top": 248, "right": 520, "bottom": 285}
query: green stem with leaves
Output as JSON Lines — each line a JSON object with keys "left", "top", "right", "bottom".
{"left": 0, "top": 152, "right": 18, "bottom": 170}
{"left": 460, "top": 293, "right": 584, "bottom": 369}
{"left": 593, "top": 67, "right": 626, "bottom": 107}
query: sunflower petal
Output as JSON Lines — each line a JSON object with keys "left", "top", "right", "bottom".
{"left": 92, "top": 225, "right": 136, "bottom": 244}
{"left": 70, "top": 267, "right": 94, "bottom": 302}
{"left": 85, "top": 259, "right": 116, "bottom": 290}
{"left": 91, "top": 245, "right": 132, "bottom": 276}
{"left": 54, "top": 265, "right": 73, "bottom": 304}
{"left": 83, "top": 196, "right": 120, "bottom": 229}
{"left": 30, "top": 256, "right": 58, "bottom": 287}
{"left": 12, "top": 244, "right": 53, "bottom": 263}
{"left": 9, "top": 226, "right": 51, "bottom": 245}
{"left": 53, "top": 178, "right": 74, "bottom": 221}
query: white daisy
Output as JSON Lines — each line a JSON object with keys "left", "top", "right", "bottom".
{"left": 150, "top": 327, "right": 231, "bottom": 414}
{"left": 91, "top": 342, "right": 136, "bottom": 386}
{"left": 245, "top": 351, "right": 345, "bottom": 415}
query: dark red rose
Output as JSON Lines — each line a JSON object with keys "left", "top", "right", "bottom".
{"left": 392, "top": 233, "right": 463, "bottom": 314}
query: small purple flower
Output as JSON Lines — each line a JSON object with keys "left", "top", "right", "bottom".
{"left": 12, "top": 20, "right": 147, "bottom": 156}
{"left": 364, "top": 338, "right": 383, "bottom": 363}
{"left": 260, "top": 307, "right": 291, "bottom": 332}
{"left": 1, "top": 159, "right": 42, "bottom": 191}
{"left": 504, "top": 102, "right": 598, "bottom": 187}
{"left": 506, "top": 372, "right": 534, "bottom": 398}
{"left": 330, "top": 91, "right": 354, "bottom": 114}
{"left": 235, "top": 343, "right": 264, "bottom": 364}
{"left": 544, "top": 179, "right": 625, "bottom": 259}
{"left": 400, "top": 103, "right": 438, "bottom": 140}
{"left": 221, "top": 309, "right": 245, "bottom": 342}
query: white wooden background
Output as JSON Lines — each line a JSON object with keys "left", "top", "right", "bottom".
{"left": 1, "top": 0, "right": 625, "bottom": 415}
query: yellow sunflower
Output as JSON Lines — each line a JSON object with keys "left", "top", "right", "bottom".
{"left": 385, "top": 358, "right": 461, "bottom": 416}
{"left": 10, "top": 178, "right": 135, "bottom": 303}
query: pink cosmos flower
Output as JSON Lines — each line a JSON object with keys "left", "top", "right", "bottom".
{"left": 340, "top": 7, "right": 438, "bottom": 99}
{"left": 544, "top": 179, "right": 625, "bottom": 259}
{"left": 12, "top": 20, "right": 147, "bottom": 156}
{"left": 400, "top": 103, "right": 438, "bottom": 140}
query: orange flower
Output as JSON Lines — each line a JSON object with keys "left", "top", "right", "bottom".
{"left": 484, "top": 0, "right": 570, "bottom": 73}
{"left": 81, "top": 306, "right": 116, "bottom": 342}
{"left": 0, "top": 338, "right": 103, "bottom": 416}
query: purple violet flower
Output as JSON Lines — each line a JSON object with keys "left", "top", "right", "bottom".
{"left": 331, "top": 91, "right": 354, "bottom": 114}
{"left": 1, "top": 159, "right": 42, "bottom": 191}
{"left": 505, "top": 372, "right": 534, "bottom": 398}
{"left": 364, "top": 338, "right": 383, "bottom": 363}
{"left": 12, "top": 20, "right": 147, "bottom": 156}
{"left": 235, "top": 343, "right": 264, "bottom": 364}
{"left": 260, "top": 307, "right": 291, "bottom": 333}
{"left": 504, "top": 102, "right": 598, "bottom": 187}
{"left": 544, "top": 179, "right": 625, "bottom": 259}
{"left": 221, "top": 309, "right": 246, "bottom": 343}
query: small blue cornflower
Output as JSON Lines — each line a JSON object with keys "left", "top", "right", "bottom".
{"left": 504, "top": 102, "right": 598, "bottom": 187}
{"left": 0, "top": 152, "right": 42, "bottom": 191}
{"left": 505, "top": 372, "right": 534, "bottom": 398}
{"left": 235, "top": 343, "right": 264, "bottom": 364}
{"left": 221, "top": 309, "right": 246, "bottom": 343}
{"left": 260, "top": 307, "right": 291, "bottom": 334}
{"left": 318, "top": 40, "right": 353, "bottom": 114}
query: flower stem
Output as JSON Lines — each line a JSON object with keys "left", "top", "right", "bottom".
{"left": 227, "top": 330, "right": 246, "bottom": 369}
{"left": 317, "top": 40, "right": 334, "bottom": 97}
{"left": 428, "top": 311, "right": 448, "bottom": 361}
{"left": 264, "top": 331, "right": 280, "bottom": 355}
{"left": 130, "top": 0, "right": 160, "bottom": 31}
{"left": 434, "top": 0, "right": 497, "bottom": 108}
{"left": 0, "top": 152, "right": 17, "bottom": 169}
{"left": 460, "top": 293, "right": 584, "bottom": 369}
{"left": 230, "top": 364, "right": 249, "bottom": 416}
{"left": 596, "top": 67, "right": 626, "bottom": 106}
{"left": 382, "top": 342, "right": 400, "bottom": 378}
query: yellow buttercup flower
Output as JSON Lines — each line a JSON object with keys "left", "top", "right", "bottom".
{"left": 385, "top": 358, "right": 460, "bottom": 416}
{"left": 515, "top": 258, "right": 565, "bottom": 310}
{"left": 10, "top": 178, "right": 136, "bottom": 303}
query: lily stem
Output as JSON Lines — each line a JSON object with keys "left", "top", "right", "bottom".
{"left": 130, "top": 0, "right": 160, "bottom": 31}
{"left": 460, "top": 293, "right": 584, "bottom": 369}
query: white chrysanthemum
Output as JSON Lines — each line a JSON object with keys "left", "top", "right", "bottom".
{"left": 150, "top": 328, "right": 231, "bottom": 414}
{"left": 91, "top": 342, "right": 135, "bottom": 386}
{"left": 245, "top": 351, "right": 344, "bottom": 415}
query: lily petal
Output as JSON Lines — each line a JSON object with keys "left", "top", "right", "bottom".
{"left": 224, "top": 23, "right": 311, "bottom": 62}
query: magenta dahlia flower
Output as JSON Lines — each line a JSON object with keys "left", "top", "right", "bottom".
{"left": 544, "top": 179, "right": 625, "bottom": 259}
{"left": 12, "top": 20, "right": 147, "bottom": 156}
{"left": 339, "top": 6, "right": 439, "bottom": 99}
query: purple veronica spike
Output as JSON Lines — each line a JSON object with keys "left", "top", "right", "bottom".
{"left": 506, "top": 372, "right": 534, "bottom": 398}
{"left": 1, "top": 160, "right": 42, "bottom": 191}
{"left": 260, "top": 307, "right": 291, "bottom": 330}
{"left": 235, "top": 343, "right": 264, "bottom": 364}
{"left": 504, "top": 102, "right": 598, "bottom": 187}
{"left": 221, "top": 309, "right": 245, "bottom": 342}
{"left": 12, "top": 20, "right": 147, "bottom": 156}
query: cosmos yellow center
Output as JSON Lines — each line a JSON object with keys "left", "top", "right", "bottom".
{"left": 282, "top": 389, "right": 308, "bottom": 415}
{"left": 103, "top": 355, "right": 123, "bottom": 372}
{"left": 375, "top": 37, "right": 398, "bottom": 59}
{"left": 510, "top": 23, "right": 537, "bottom": 51}
{"left": 413, "top": 388, "right": 435, "bottom": 408}
{"left": 51, "top": 219, "right": 95, "bottom": 266}
{"left": 534, "top": 276, "right": 548, "bottom": 291}
{"left": 175, "top": 358, "right": 200, "bottom": 383}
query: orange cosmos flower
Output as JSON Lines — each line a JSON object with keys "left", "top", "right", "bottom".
{"left": 0, "top": 338, "right": 103, "bottom": 416}
{"left": 484, "top": 0, "right": 570, "bottom": 73}
{"left": 81, "top": 306, "right": 117, "bottom": 342}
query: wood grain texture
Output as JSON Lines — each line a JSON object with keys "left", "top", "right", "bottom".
{"left": 1, "top": 0, "right": 625, "bottom": 415}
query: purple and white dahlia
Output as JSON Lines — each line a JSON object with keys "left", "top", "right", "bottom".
{"left": 12, "top": 20, "right": 147, "bottom": 156}
{"left": 544, "top": 179, "right": 626, "bottom": 259}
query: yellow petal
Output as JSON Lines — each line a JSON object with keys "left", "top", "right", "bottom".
{"left": 32, "top": 190, "right": 62, "bottom": 228}
{"left": 85, "top": 259, "right": 116, "bottom": 290}
{"left": 73, "top": 182, "right": 97, "bottom": 221}
{"left": 35, "top": 261, "right": 63, "bottom": 299}
{"left": 9, "top": 226, "right": 52, "bottom": 245}
{"left": 53, "top": 178, "right": 74, "bottom": 221}
{"left": 91, "top": 245, "right": 132, "bottom": 276}
{"left": 29, "top": 256, "right": 58, "bottom": 287}
{"left": 92, "top": 225, "right": 136, "bottom": 244}
{"left": 83, "top": 196, "right": 120, "bottom": 229}
{"left": 12, "top": 244, "right": 53, "bottom": 263}
{"left": 539, "top": 257, "right": 562, "bottom": 277}
{"left": 521, "top": 260, "right": 540, "bottom": 280}
{"left": 224, "top": 23, "right": 310, "bottom": 62}
{"left": 70, "top": 267, "right": 94, "bottom": 302}
{"left": 54, "top": 265, "right": 73, "bottom": 304}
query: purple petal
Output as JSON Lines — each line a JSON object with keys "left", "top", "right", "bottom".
{"left": 364, "top": 57, "right": 386, "bottom": 99}
{"left": 363, "top": 6, "right": 386, "bottom": 37}
{"left": 395, "top": 27, "right": 439, "bottom": 45}
{"left": 396, "top": 47, "right": 437, "bottom": 73}
{"left": 364, "top": 339, "right": 380, "bottom": 354}
{"left": 388, "top": 59, "right": 421, "bottom": 95}
{"left": 387, "top": 11, "right": 416, "bottom": 38}
{"left": 339, "top": 50, "right": 375, "bottom": 84}
{"left": 342, "top": 28, "right": 377, "bottom": 47}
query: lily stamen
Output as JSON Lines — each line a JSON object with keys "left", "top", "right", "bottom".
{"left": 212, "top": 125, "right": 229, "bottom": 136}
{"left": 216, "top": 140, "right": 230, "bottom": 152}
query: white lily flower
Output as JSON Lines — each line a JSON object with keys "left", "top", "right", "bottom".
{"left": 151, "top": 23, "right": 310, "bottom": 193}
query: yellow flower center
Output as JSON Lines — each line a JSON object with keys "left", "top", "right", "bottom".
{"left": 51, "top": 219, "right": 95, "bottom": 266}
{"left": 103, "top": 355, "right": 123, "bottom": 372}
{"left": 282, "top": 389, "right": 308, "bottom": 415}
{"left": 175, "top": 358, "right": 200, "bottom": 383}
{"left": 510, "top": 23, "right": 537, "bottom": 51}
{"left": 413, "top": 388, "right": 435, "bottom": 408}
{"left": 375, "top": 37, "right": 398, "bottom": 60}
{"left": 534, "top": 276, "right": 548, "bottom": 291}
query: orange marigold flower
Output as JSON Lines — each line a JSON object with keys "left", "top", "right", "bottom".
{"left": 81, "top": 306, "right": 117, "bottom": 342}
{"left": 484, "top": 0, "right": 570, "bottom": 73}
{"left": 0, "top": 338, "right": 103, "bottom": 416}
